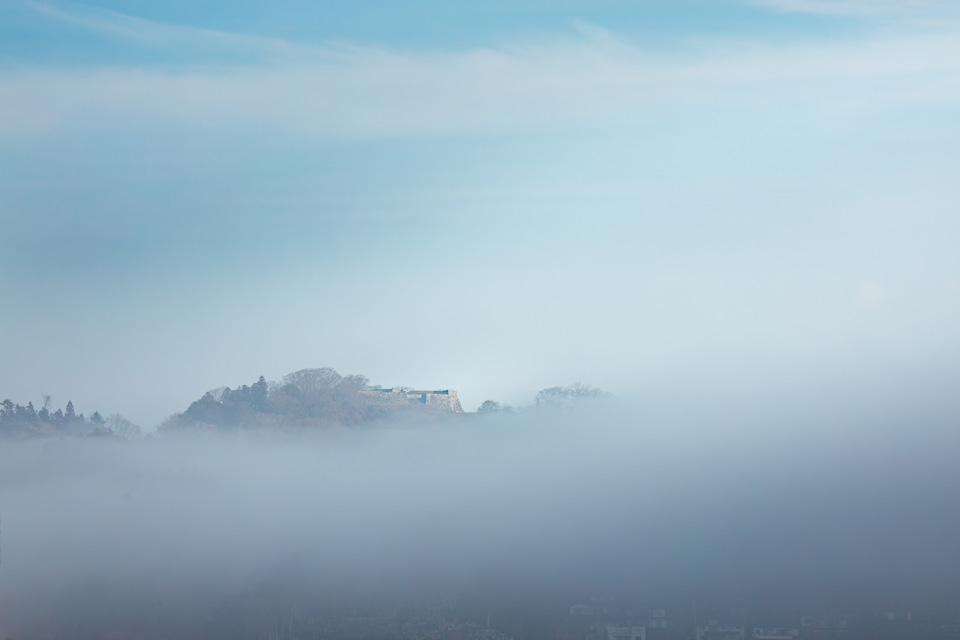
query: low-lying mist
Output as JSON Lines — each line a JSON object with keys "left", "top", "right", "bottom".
{"left": 1, "top": 377, "right": 959, "bottom": 636}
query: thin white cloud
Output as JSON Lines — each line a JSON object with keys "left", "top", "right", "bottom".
{"left": 2, "top": 6, "right": 960, "bottom": 138}
{"left": 751, "top": 0, "right": 958, "bottom": 19}
{"left": 25, "top": 1, "right": 333, "bottom": 59}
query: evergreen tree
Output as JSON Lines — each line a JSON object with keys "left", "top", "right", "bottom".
{"left": 65, "top": 400, "right": 76, "bottom": 422}
{"left": 251, "top": 376, "right": 269, "bottom": 409}
{"left": 40, "top": 394, "right": 52, "bottom": 421}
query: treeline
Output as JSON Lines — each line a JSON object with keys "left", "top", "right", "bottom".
{"left": 0, "top": 397, "right": 142, "bottom": 440}
{"left": 161, "top": 368, "right": 612, "bottom": 434}
{"left": 1, "top": 397, "right": 97, "bottom": 437}
{"left": 477, "top": 382, "right": 610, "bottom": 414}
{"left": 3, "top": 371, "right": 610, "bottom": 438}
{"left": 159, "top": 367, "right": 387, "bottom": 434}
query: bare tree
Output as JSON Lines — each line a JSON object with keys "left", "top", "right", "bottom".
{"left": 207, "top": 387, "right": 230, "bottom": 402}
{"left": 535, "top": 382, "right": 609, "bottom": 408}
{"left": 106, "top": 414, "right": 142, "bottom": 440}
{"left": 477, "top": 400, "right": 503, "bottom": 413}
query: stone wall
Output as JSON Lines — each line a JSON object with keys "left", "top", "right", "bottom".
{"left": 361, "top": 388, "right": 463, "bottom": 413}
{"left": 423, "top": 390, "right": 463, "bottom": 413}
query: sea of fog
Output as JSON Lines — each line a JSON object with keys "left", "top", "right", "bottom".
{"left": 1, "top": 379, "right": 958, "bottom": 636}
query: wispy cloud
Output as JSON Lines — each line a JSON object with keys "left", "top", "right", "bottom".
{"left": 751, "top": 0, "right": 959, "bottom": 19}
{"left": 25, "top": 1, "right": 331, "bottom": 59}
{"left": 2, "top": 4, "right": 959, "bottom": 139}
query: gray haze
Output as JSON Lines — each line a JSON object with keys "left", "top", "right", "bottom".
{"left": 1, "top": 370, "right": 958, "bottom": 636}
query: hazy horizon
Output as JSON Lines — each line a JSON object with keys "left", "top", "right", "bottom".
{"left": 3, "top": 0, "right": 959, "bottom": 428}
{"left": 2, "top": 3, "right": 960, "bottom": 635}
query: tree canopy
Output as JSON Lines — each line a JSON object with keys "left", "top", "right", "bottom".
{"left": 534, "top": 383, "right": 610, "bottom": 408}
{"left": 0, "top": 397, "right": 129, "bottom": 439}
{"left": 159, "top": 368, "right": 381, "bottom": 434}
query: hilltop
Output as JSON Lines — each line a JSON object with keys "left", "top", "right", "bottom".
{"left": 158, "top": 367, "right": 466, "bottom": 434}
{"left": 3, "top": 368, "right": 607, "bottom": 439}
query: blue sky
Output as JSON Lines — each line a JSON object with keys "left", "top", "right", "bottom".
{"left": 0, "top": 1, "right": 860, "bottom": 61}
{"left": 2, "top": 0, "right": 959, "bottom": 427}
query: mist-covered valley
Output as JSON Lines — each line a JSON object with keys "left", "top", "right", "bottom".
{"left": 4, "top": 0, "right": 960, "bottom": 637}
{"left": 1, "top": 369, "right": 958, "bottom": 639}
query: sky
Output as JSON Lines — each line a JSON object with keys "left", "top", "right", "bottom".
{"left": 2, "top": 0, "right": 959, "bottom": 427}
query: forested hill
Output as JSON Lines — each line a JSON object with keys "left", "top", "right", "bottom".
{"left": 4, "top": 371, "right": 608, "bottom": 439}
{"left": 0, "top": 398, "right": 132, "bottom": 439}
{"left": 158, "top": 367, "right": 451, "bottom": 434}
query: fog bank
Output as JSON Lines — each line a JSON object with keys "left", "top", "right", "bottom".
{"left": 1, "top": 380, "right": 959, "bottom": 636}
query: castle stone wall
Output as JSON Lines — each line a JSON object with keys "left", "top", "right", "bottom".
{"left": 361, "top": 388, "right": 463, "bottom": 413}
